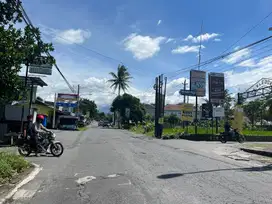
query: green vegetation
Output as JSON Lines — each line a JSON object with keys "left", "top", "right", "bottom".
{"left": 130, "top": 123, "right": 272, "bottom": 137}
{"left": 78, "top": 126, "right": 88, "bottom": 131}
{"left": 0, "top": 152, "right": 30, "bottom": 184}
{"left": 108, "top": 64, "right": 132, "bottom": 96}
{"left": 0, "top": 1, "right": 54, "bottom": 105}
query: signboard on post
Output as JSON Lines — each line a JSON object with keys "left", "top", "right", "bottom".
{"left": 209, "top": 72, "right": 225, "bottom": 105}
{"left": 179, "top": 89, "right": 196, "bottom": 96}
{"left": 180, "top": 103, "right": 194, "bottom": 122}
{"left": 56, "top": 93, "right": 78, "bottom": 108}
{"left": 212, "top": 107, "right": 225, "bottom": 118}
{"left": 29, "top": 56, "right": 53, "bottom": 75}
{"left": 201, "top": 103, "right": 212, "bottom": 119}
{"left": 190, "top": 70, "right": 206, "bottom": 97}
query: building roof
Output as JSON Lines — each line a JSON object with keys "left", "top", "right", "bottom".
{"left": 19, "top": 76, "right": 47, "bottom": 87}
{"left": 164, "top": 104, "right": 182, "bottom": 111}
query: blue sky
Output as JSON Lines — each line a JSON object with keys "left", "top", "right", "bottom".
{"left": 21, "top": 0, "right": 272, "bottom": 108}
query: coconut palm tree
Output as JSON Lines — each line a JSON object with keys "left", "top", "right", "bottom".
{"left": 108, "top": 65, "right": 132, "bottom": 96}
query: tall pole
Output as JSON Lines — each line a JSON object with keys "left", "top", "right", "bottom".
{"left": 163, "top": 77, "right": 167, "bottom": 116}
{"left": 52, "top": 93, "right": 57, "bottom": 129}
{"left": 154, "top": 77, "right": 159, "bottom": 138}
{"left": 20, "top": 64, "right": 29, "bottom": 132}
{"left": 195, "top": 21, "right": 203, "bottom": 135}
{"left": 77, "top": 84, "right": 80, "bottom": 115}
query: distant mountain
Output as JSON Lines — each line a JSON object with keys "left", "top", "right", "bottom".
{"left": 98, "top": 104, "right": 110, "bottom": 113}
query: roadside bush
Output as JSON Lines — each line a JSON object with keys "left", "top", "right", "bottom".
{"left": 0, "top": 152, "right": 30, "bottom": 183}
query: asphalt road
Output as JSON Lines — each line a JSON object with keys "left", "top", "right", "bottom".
{"left": 9, "top": 125, "right": 272, "bottom": 204}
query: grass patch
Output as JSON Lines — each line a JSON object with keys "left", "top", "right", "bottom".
{"left": 78, "top": 126, "right": 88, "bottom": 131}
{"left": 130, "top": 124, "right": 272, "bottom": 137}
{"left": 0, "top": 152, "right": 30, "bottom": 184}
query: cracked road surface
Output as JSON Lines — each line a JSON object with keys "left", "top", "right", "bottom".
{"left": 8, "top": 126, "right": 272, "bottom": 204}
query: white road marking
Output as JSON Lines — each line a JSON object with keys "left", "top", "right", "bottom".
{"left": 118, "top": 179, "right": 132, "bottom": 186}
{"left": 107, "top": 174, "right": 119, "bottom": 178}
{"left": 13, "top": 189, "right": 36, "bottom": 200}
{"left": 0, "top": 163, "right": 42, "bottom": 204}
{"left": 75, "top": 176, "right": 96, "bottom": 185}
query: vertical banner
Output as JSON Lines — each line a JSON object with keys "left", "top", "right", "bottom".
{"left": 190, "top": 70, "right": 206, "bottom": 97}
{"left": 209, "top": 72, "right": 225, "bottom": 105}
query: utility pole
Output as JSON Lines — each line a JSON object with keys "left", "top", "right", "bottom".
{"left": 195, "top": 21, "right": 203, "bottom": 135}
{"left": 20, "top": 63, "right": 29, "bottom": 132}
{"left": 77, "top": 84, "right": 80, "bottom": 115}
{"left": 163, "top": 77, "right": 167, "bottom": 116}
{"left": 154, "top": 77, "right": 159, "bottom": 138}
{"left": 52, "top": 93, "right": 57, "bottom": 129}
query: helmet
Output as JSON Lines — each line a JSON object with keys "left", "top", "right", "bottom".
{"left": 36, "top": 114, "right": 44, "bottom": 120}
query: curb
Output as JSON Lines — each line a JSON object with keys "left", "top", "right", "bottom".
{"left": 0, "top": 163, "right": 42, "bottom": 204}
{"left": 240, "top": 148, "right": 272, "bottom": 157}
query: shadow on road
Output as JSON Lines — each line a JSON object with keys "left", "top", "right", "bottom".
{"left": 157, "top": 164, "right": 272, "bottom": 179}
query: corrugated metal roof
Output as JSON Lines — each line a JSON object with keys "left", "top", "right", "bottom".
{"left": 164, "top": 104, "right": 182, "bottom": 111}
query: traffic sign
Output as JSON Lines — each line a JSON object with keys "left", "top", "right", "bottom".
{"left": 179, "top": 90, "right": 196, "bottom": 96}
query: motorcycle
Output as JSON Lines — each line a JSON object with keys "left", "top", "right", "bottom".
{"left": 17, "top": 131, "right": 64, "bottom": 157}
{"left": 219, "top": 128, "right": 246, "bottom": 143}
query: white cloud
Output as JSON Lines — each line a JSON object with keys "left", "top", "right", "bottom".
{"left": 172, "top": 45, "right": 205, "bottom": 54}
{"left": 238, "top": 58, "right": 256, "bottom": 67}
{"left": 222, "top": 48, "right": 251, "bottom": 64}
{"left": 183, "top": 33, "right": 220, "bottom": 43}
{"left": 165, "top": 38, "right": 174, "bottom": 43}
{"left": 225, "top": 55, "right": 272, "bottom": 92}
{"left": 54, "top": 29, "right": 91, "bottom": 44}
{"left": 123, "top": 33, "right": 166, "bottom": 60}
{"left": 157, "top": 20, "right": 162, "bottom": 25}
{"left": 39, "top": 25, "right": 91, "bottom": 45}
{"left": 214, "top": 38, "right": 221, "bottom": 42}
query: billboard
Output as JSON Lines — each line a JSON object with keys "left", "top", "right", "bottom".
{"left": 56, "top": 93, "right": 78, "bottom": 108}
{"left": 212, "top": 107, "right": 225, "bottom": 118}
{"left": 201, "top": 103, "right": 212, "bottom": 119}
{"left": 29, "top": 56, "right": 53, "bottom": 75}
{"left": 180, "top": 103, "right": 194, "bottom": 122}
{"left": 209, "top": 72, "right": 225, "bottom": 104}
{"left": 190, "top": 70, "right": 206, "bottom": 97}
{"left": 57, "top": 93, "right": 78, "bottom": 101}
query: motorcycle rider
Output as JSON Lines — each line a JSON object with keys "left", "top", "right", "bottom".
{"left": 31, "top": 114, "right": 51, "bottom": 156}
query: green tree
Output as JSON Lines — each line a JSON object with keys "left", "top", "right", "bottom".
{"left": 223, "top": 89, "right": 234, "bottom": 120}
{"left": 0, "top": 1, "right": 54, "bottom": 105}
{"left": 79, "top": 98, "right": 98, "bottom": 118}
{"left": 243, "top": 100, "right": 263, "bottom": 128}
{"left": 166, "top": 114, "right": 180, "bottom": 127}
{"left": 108, "top": 65, "right": 132, "bottom": 96}
{"left": 110, "top": 93, "right": 145, "bottom": 124}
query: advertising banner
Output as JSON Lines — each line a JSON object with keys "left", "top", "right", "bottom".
{"left": 190, "top": 70, "right": 206, "bottom": 97}
{"left": 209, "top": 72, "right": 225, "bottom": 104}
{"left": 56, "top": 93, "right": 78, "bottom": 108}
{"left": 29, "top": 56, "right": 53, "bottom": 75}
{"left": 181, "top": 103, "right": 194, "bottom": 122}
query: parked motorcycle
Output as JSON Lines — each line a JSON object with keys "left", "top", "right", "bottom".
{"left": 17, "top": 131, "right": 64, "bottom": 157}
{"left": 219, "top": 128, "right": 245, "bottom": 143}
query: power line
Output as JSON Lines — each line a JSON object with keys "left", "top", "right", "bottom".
{"left": 42, "top": 31, "right": 123, "bottom": 64}
{"left": 18, "top": 1, "right": 76, "bottom": 93}
{"left": 221, "top": 10, "right": 272, "bottom": 54}
{"left": 165, "top": 35, "right": 272, "bottom": 79}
